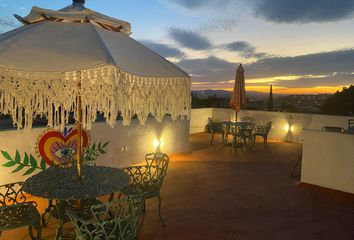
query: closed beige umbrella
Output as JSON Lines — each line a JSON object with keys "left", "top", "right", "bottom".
{"left": 230, "top": 64, "right": 246, "bottom": 121}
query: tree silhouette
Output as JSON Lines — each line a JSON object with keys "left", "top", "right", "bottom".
{"left": 322, "top": 85, "right": 354, "bottom": 116}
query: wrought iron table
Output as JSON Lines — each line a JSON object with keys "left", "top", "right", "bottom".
{"left": 22, "top": 165, "right": 130, "bottom": 239}
{"left": 221, "top": 121, "right": 253, "bottom": 151}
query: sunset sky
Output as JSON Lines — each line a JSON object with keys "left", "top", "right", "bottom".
{"left": 1, "top": 0, "right": 354, "bottom": 94}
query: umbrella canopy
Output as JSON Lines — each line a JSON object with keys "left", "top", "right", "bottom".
{"left": 230, "top": 64, "right": 246, "bottom": 119}
{"left": 0, "top": 0, "right": 190, "bottom": 129}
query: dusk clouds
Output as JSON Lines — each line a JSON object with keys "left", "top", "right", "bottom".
{"left": 246, "top": 49, "right": 354, "bottom": 79}
{"left": 168, "top": 0, "right": 354, "bottom": 23}
{"left": 167, "top": 27, "right": 267, "bottom": 59}
{"left": 1, "top": 0, "right": 354, "bottom": 93}
{"left": 254, "top": 0, "right": 354, "bottom": 23}
{"left": 141, "top": 40, "right": 185, "bottom": 59}
{"left": 223, "top": 41, "right": 268, "bottom": 59}
{"left": 169, "top": 0, "right": 230, "bottom": 10}
{"left": 169, "top": 28, "right": 212, "bottom": 50}
{"left": 160, "top": 0, "right": 354, "bottom": 92}
{"left": 177, "top": 48, "right": 354, "bottom": 89}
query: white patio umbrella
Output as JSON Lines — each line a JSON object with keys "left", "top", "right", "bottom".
{"left": 0, "top": 0, "right": 191, "bottom": 178}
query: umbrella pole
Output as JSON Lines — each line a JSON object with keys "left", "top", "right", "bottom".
{"left": 77, "top": 85, "right": 83, "bottom": 180}
{"left": 235, "top": 110, "right": 238, "bottom": 122}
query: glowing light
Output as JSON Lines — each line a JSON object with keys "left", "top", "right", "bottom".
{"left": 153, "top": 138, "right": 164, "bottom": 151}
{"left": 290, "top": 126, "right": 295, "bottom": 132}
{"left": 284, "top": 124, "right": 290, "bottom": 132}
{"left": 153, "top": 140, "right": 160, "bottom": 150}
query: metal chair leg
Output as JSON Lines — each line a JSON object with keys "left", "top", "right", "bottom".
{"left": 264, "top": 137, "right": 269, "bottom": 149}
{"left": 252, "top": 135, "right": 257, "bottom": 148}
{"left": 55, "top": 201, "right": 65, "bottom": 240}
{"left": 109, "top": 193, "right": 115, "bottom": 202}
{"left": 29, "top": 226, "right": 34, "bottom": 240}
{"left": 36, "top": 224, "right": 42, "bottom": 240}
{"left": 41, "top": 211, "right": 47, "bottom": 228}
{"left": 210, "top": 132, "right": 215, "bottom": 145}
{"left": 42, "top": 199, "right": 54, "bottom": 228}
{"left": 221, "top": 132, "right": 225, "bottom": 144}
{"left": 291, "top": 155, "right": 302, "bottom": 177}
{"left": 157, "top": 194, "right": 165, "bottom": 226}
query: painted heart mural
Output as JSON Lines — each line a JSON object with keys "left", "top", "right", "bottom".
{"left": 1, "top": 127, "right": 109, "bottom": 176}
{"left": 38, "top": 127, "right": 89, "bottom": 166}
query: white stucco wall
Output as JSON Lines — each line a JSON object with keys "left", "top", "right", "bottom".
{"left": 190, "top": 108, "right": 213, "bottom": 134}
{"left": 0, "top": 107, "right": 353, "bottom": 186}
{"left": 301, "top": 129, "right": 354, "bottom": 193}
{"left": 0, "top": 117, "right": 189, "bottom": 185}
{"left": 191, "top": 108, "right": 353, "bottom": 143}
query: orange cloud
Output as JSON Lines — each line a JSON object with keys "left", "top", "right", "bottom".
{"left": 192, "top": 78, "right": 348, "bottom": 94}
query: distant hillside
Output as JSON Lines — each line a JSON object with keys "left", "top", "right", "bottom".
{"left": 192, "top": 89, "right": 289, "bottom": 98}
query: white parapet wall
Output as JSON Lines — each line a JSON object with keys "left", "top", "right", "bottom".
{"left": 302, "top": 129, "right": 354, "bottom": 194}
{"left": 0, "top": 117, "right": 189, "bottom": 185}
{"left": 191, "top": 108, "right": 353, "bottom": 143}
{"left": 190, "top": 108, "right": 213, "bottom": 134}
{"left": 0, "top": 108, "right": 352, "bottom": 185}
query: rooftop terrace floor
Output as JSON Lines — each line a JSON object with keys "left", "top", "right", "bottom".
{"left": 4, "top": 133, "right": 354, "bottom": 240}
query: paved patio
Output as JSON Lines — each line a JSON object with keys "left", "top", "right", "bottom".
{"left": 4, "top": 133, "right": 354, "bottom": 240}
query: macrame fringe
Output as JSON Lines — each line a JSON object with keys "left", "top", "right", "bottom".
{"left": 0, "top": 66, "right": 191, "bottom": 130}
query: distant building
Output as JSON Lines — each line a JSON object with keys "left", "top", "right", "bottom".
{"left": 267, "top": 84, "right": 274, "bottom": 111}
{"left": 246, "top": 97, "right": 266, "bottom": 110}
{"left": 276, "top": 94, "right": 331, "bottom": 113}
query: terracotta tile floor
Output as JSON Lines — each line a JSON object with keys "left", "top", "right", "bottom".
{"left": 4, "top": 133, "right": 354, "bottom": 240}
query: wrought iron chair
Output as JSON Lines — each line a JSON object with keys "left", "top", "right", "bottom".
{"left": 206, "top": 119, "right": 224, "bottom": 145}
{"left": 68, "top": 194, "right": 145, "bottom": 240}
{"left": 253, "top": 122, "right": 272, "bottom": 148}
{"left": 121, "top": 153, "right": 169, "bottom": 226}
{"left": 0, "top": 182, "right": 41, "bottom": 239}
{"left": 241, "top": 117, "right": 256, "bottom": 146}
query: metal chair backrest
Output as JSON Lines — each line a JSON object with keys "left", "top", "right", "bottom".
{"left": 69, "top": 195, "right": 144, "bottom": 240}
{"left": 0, "top": 182, "right": 26, "bottom": 207}
{"left": 145, "top": 153, "right": 169, "bottom": 187}
{"left": 241, "top": 117, "right": 255, "bottom": 124}
{"left": 265, "top": 122, "right": 272, "bottom": 134}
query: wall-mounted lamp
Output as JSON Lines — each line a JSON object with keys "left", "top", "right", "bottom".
{"left": 153, "top": 138, "right": 164, "bottom": 152}
{"left": 284, "top": 124, "right": 290, "bottom": 132}
{"left": 284, "top": 124, "right": 295, "bottom": 133}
